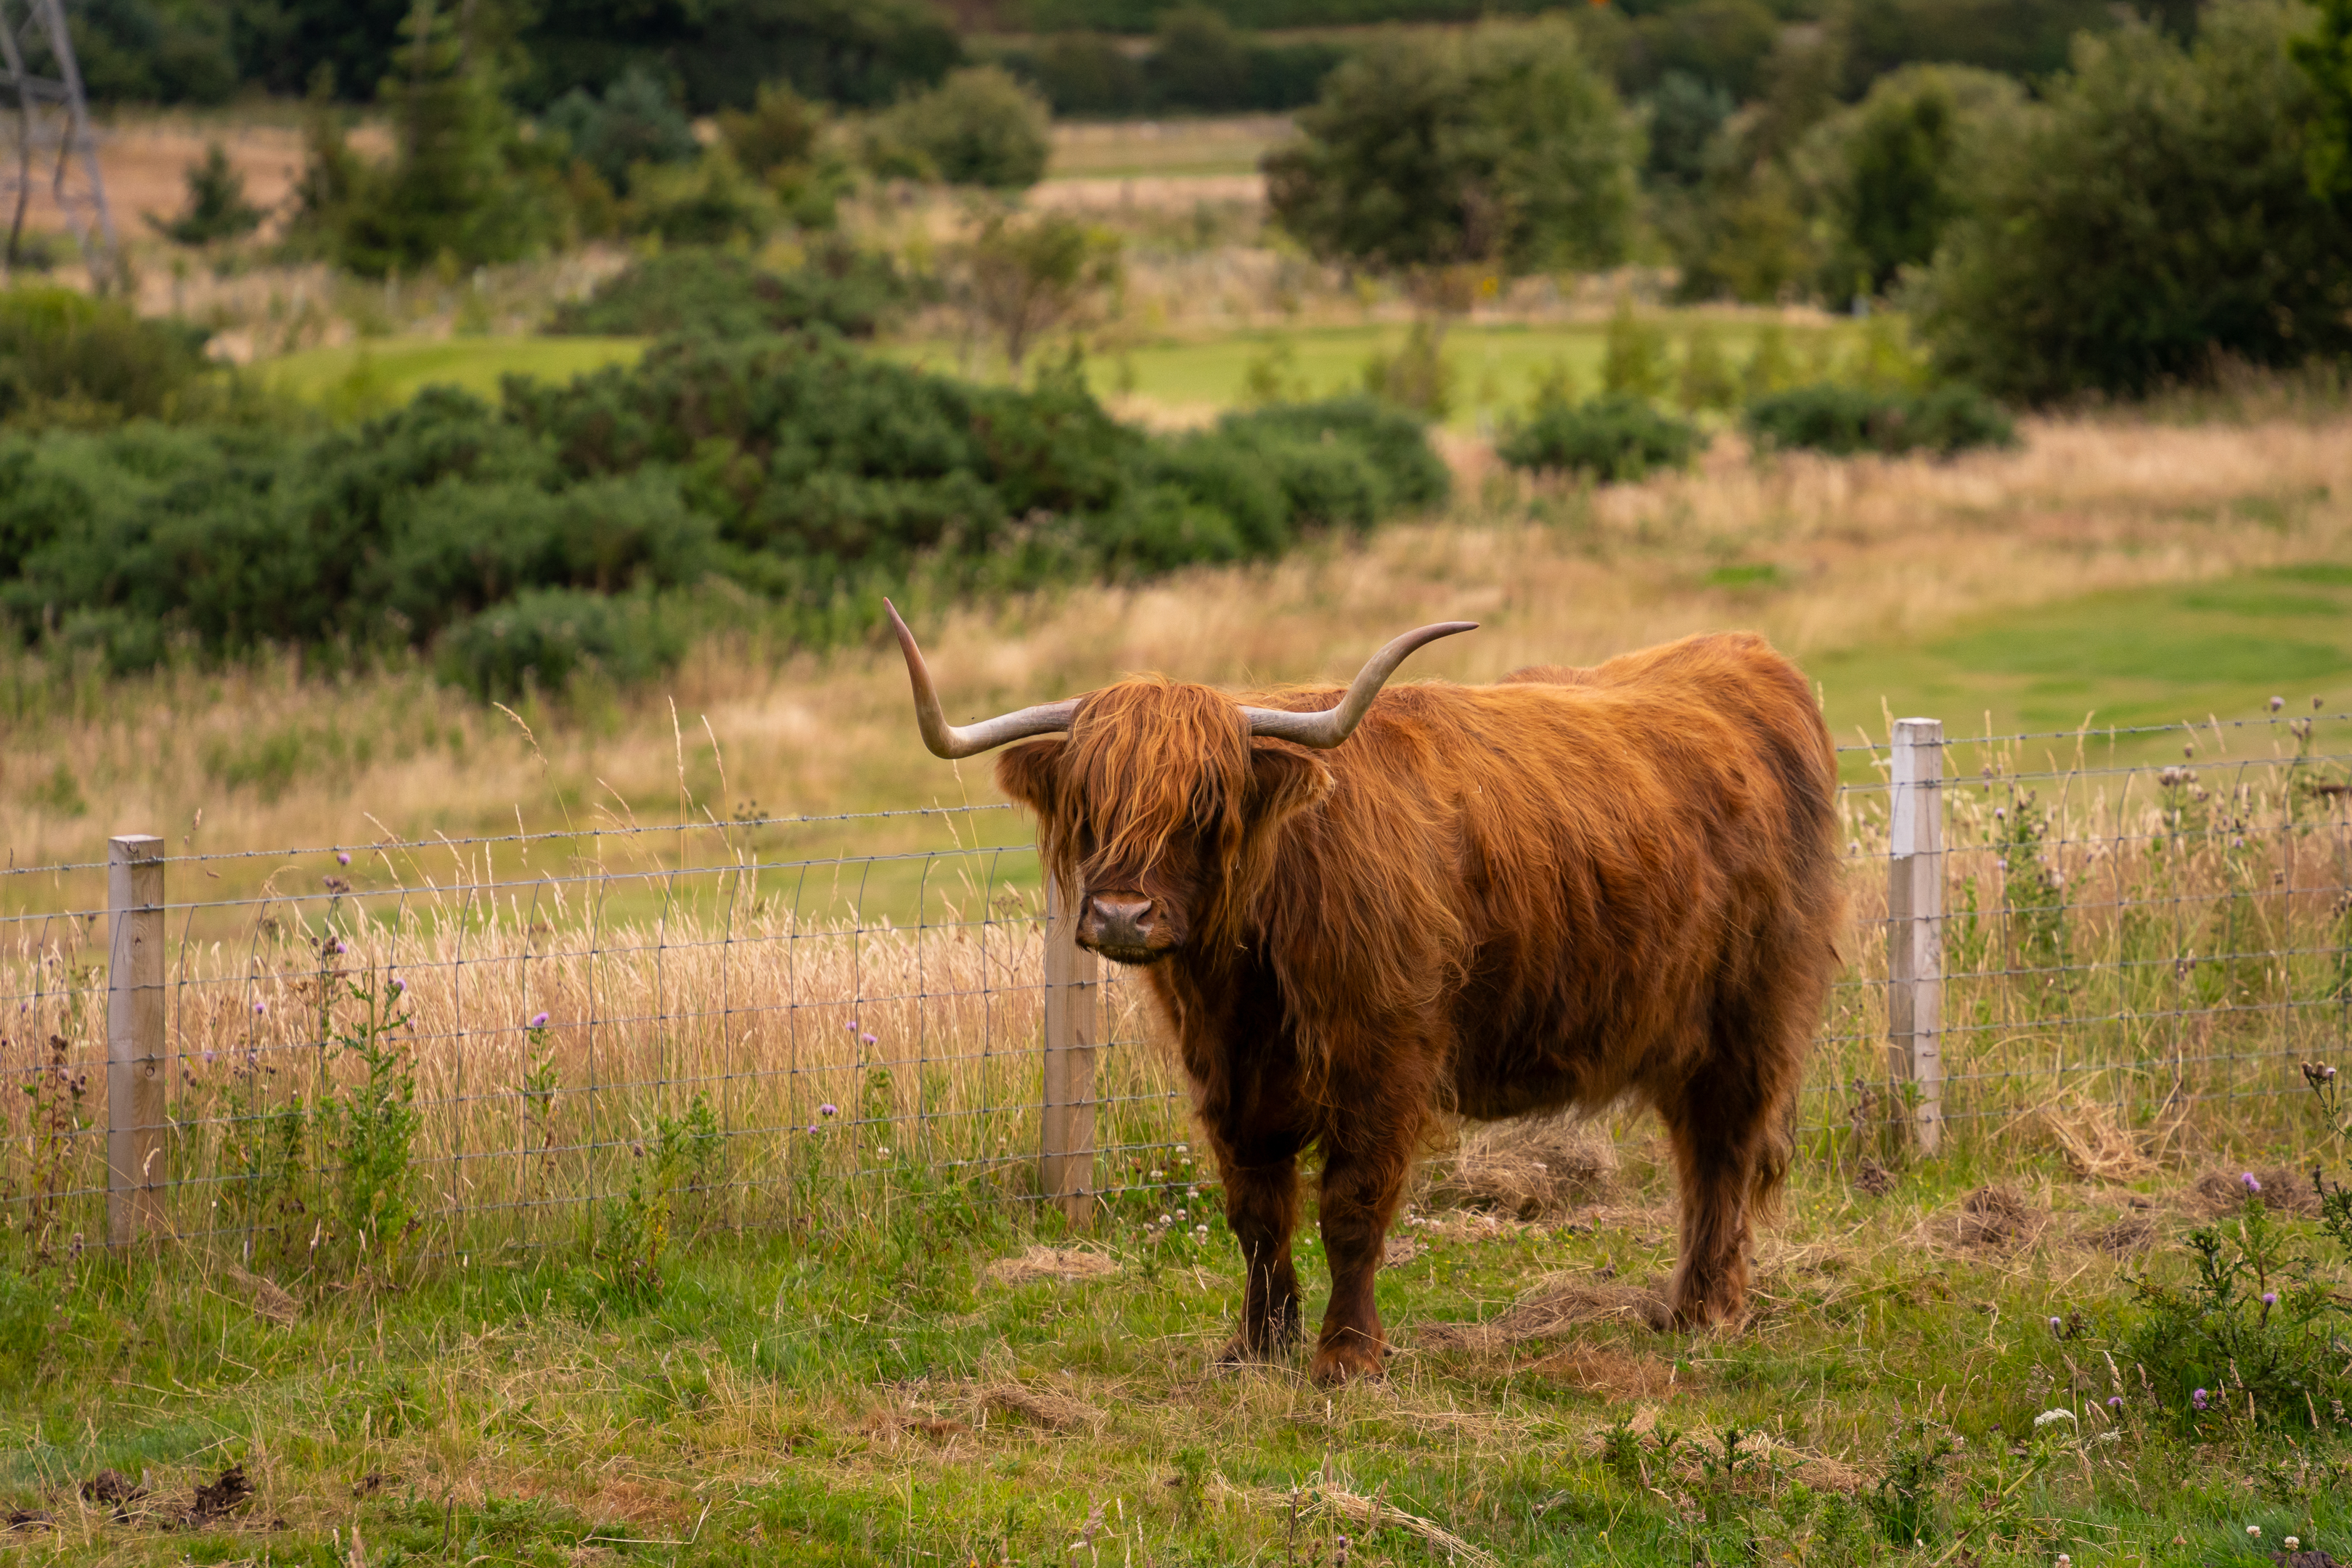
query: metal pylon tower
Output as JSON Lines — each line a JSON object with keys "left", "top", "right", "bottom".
{"left": 0, "top": 0, "right": 117, "bottom": 280}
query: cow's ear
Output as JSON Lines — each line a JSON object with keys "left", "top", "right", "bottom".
{"left": 1244, "top": 745, "right": 1332, "bottom": 833}
{"left": 994, "top": 738, "right": 1066, "bottom": 816}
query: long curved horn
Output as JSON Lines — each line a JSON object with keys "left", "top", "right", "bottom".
{"left": 1238, "top": 621, "right": 1478, "bottom": 749}
{"left": 886, "top": 599, "right": 1080, "bottom": 760}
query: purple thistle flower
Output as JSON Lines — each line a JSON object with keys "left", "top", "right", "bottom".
{"left": 2262, "top": 1291, "right": 2278, "bottom": 1305}
{"left": 337, "top": 851, "right": 351, "bottom": 866}
{"left": 860, "top": 1032, "right": 877, "bottom": 1046}
{"left": 2107, "top": 1396, "right": 2122, "bottom": 1409}
{"left": 2192, "top": 1388, "right": 2210, "bottom": 1411}
{"left": 819, "top": 1103, "right": 838, "bottom": 1118}
{"left": 529, "top": 1010, "right": 550, "bottom": 1029}
{"left": 844, "top": 1019, "right": 858, "bottom": 1032}
{"left": 2049, "top": 1316, "right": 2062, "bottom": 1333}
{"left": 2242, "top": 1172, "right": 2261, "bottom": 1193}
{"left": 2271, "top": 695, "right": 2285, "bottom": 713}
{"left": 391, "top": 976, "right": 407, "bottom": 992}
{"left": 807, "top": 1124, "right": 818, "bottom": 1135}
{"left": 253, "top": 1000, "right": 266, "bottom": 1016}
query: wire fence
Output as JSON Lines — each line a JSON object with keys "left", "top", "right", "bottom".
{"left": 2, "top": 712, "right": 2349, "bottom": 1264}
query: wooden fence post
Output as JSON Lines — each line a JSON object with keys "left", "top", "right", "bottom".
{"left": 1041, "top": 871, "right": 1099, "bottom": 1227}
{"left": 107, "top": 833, "right": 166, "bottom": 1246}
{"left": 1887, "top": 719, "right": 1945, "bottom": 1153}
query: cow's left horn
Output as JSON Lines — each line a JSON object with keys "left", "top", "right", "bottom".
{"left": 1240, "top": 621, "right": 1478, "bottom": 749}
{"left": 886, "top": 599, "right": 1080, "bottom": 759}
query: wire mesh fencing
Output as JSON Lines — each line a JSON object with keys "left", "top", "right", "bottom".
{"left": 3, "top": 711, "right": 2349, "bottom": 1266}
{"left": 1816, "top": 710, "right": 2352, "bottom": 1164}
{"left": 0, "top": 805, "right": 1183, "bottom": 1269}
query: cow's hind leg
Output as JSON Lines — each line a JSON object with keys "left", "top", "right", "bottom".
{"left": 1209, "top": 1127, "right": 1305, "bottom": 1363}
{"left": 1662, "top": 1008, "right": 1798, "bottom": 1328}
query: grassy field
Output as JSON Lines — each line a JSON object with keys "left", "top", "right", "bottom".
{"left": 6, "top": 1132, "right": 2351, "bottom": 1566}
{"left": 256, "top": 335, "right": 648, "bottom": 416}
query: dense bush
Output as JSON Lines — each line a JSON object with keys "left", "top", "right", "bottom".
{"left": 0, "top": 287, "right": 213, "bottom": 426}
{"left": 0, "top": 341, "right": 1445, "bottom": 693}
{"left": 540, "top": 65, "right": 701, "bottom": 195}
{"left": 1498, "top": 395, "right": 1707, "bottom": 483}
{"left": 549, "top": 245, "right": 915, "bottom": 339}
{"left": 1916, "top": 1, "right": 2352, "bottom": 401}
{"left": 864, "top": 67, "right": 1052, "bottom": 190}
{"left": 1742, "top": 382, "right": 2016, "bottom": 457}
{"left": 1266, "top": 20, "right": 1638, "bottom": 274}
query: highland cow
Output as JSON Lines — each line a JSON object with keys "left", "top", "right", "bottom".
{"left": 886, "top": 603, "right": 1842, "bottom": 1384}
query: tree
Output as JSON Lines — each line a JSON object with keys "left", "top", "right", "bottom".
{"left": 2292, "top": 0, "right": 2352, "bottom": 202}
{"left": 867, "top": 66, "right": 1052, "bottom": 190}
{"left": 957, "top": 212, "right": 1121, "bottom": 373}
{"left": 292, "top": 0, "right": 560, "bottom": 277}
{"left": 1916, "top": 1, "right": 2352, "bottom": 401}
{"left": 1265, "top": 20, "right": 1638, "bottom": 282}
{"left": 542, "top": 65, "right": 701, "bottom": 194}
{"left": 1793, "top": 65, "right": 2025, "bottom": 300}
{"left": 718, "top": 82, "right": 822, "bottom": 176}
{"left": 515, "top": 0, "right": 960, "bottom": 113}
{"left": 147, "top": 142, "right": 265, "bottom": 245}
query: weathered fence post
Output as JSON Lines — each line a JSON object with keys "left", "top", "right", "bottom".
{"left": 1041, "top": 871, "right": 1099, "bottom": 1227}
{"left": 1887, "top": 719, "right": 1945, "bottom": 1153}
{"left": 107, "top": 833, "right": 166, "bottom": 1246}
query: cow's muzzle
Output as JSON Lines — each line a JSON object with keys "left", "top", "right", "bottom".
{"left": 1076, "top": 890, "right": 1175, "bottom": 965}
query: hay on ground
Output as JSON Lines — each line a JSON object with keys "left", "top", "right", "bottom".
{"left": 1953, "top": 1184, "right": 2043, "bottom": 1249}
{"left": 1416, "top": 1272, "right": 1671, "bottom": 1352}
{"left": 1429, "top": 1115, "right": 1617, "bottom": 1220}
{"left": 976, "top": 1381, "right": 1101, "bottom": 1432}
{"left": 1209, "top": 1473, "right": 1498, "bottom": 1568}
{"left": 1522, "top": 1344, "right": 1694, "bottom": 1399}
{"left": 222, "top": 1265, "right": 300, "bottom": 1326}
{"left": 2194, "top": 1166, "right": 2323, "bottom": 1217}
{"left": 2040, "top": 1099, "right": 2161, "bottom": 1183}
{"left": 981, "top": 1246, "right": 1119, "bottom": 1286}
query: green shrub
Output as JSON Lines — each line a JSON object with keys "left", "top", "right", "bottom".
{"left": 867, "top": 66, "right": 1051, "bottom": 189}
{"left": 550, "top": 244, "right": 915, "bottom": 339}
{"left": 1360, "top": 320, "right": 1455, "bottom": 419}
{"left": 1916, "top": 1, "right": 2352, "bottom": 401}
{"left": 0, "top": 287, "right": 212, "bottom": 426}
{"left": 1, "top": 343, "right": 1446, "bottom": 694}
{"left": 1742, "top": 382, "right": 2015, "bottom": 457}
{"left": 716, "top": 81, "right": 823, "bottom": 176}
{"left": 618, "top": 152, "right": 783, "bottom": 248}
{"left": 542, "top": 65, "right": 701, "bottom": 195}
{"left": 1498, "top": 393, "right": 1707, "bottom": 482}
{"left": 436, "top": 587, "right": 689, "bottom": 700}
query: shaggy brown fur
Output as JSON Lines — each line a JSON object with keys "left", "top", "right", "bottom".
{"left": 993, "top": 632, "right": 1843, "bottom": 1384}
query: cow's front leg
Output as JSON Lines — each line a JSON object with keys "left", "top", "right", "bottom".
{"left": 1310, "top": 1119, "right": 1416, "bottom": 1385}
{"left": 1209, "top": 1127, "right": 1304, "bottom": 1363}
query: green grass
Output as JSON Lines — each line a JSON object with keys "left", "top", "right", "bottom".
{"left": 1808, "top": 564, "right": 2352, "bottom": 770}
{"left": 5, "top": 1145, "right": 2348, "bottom": 1566}
{"left": 260, "top": 335, "right": 648, "bottom": 415}
{"left": 892, "top": 317, "right": 1865, "bottom": 430}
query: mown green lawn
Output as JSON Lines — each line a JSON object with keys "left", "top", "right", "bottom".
{"left": 258, "top": 335, "right": 647, "bottom": 416}
{"left": 894, "top": 316, "right": 1867, "bottom": 430}
{"left": 1808, "top": 563, "right": 2352, "bottom": 775}
{"left": 2, "top": 1144, "right": 2345, "bottom": 1567}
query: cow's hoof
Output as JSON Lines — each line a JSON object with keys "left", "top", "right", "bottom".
{"left": 1308, "top": 1342, "right": 1386, "bottom": 1386}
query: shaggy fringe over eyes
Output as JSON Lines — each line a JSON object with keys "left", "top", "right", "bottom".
{"left": 1059, "top": 676, "right": 1251, "bottom": 897}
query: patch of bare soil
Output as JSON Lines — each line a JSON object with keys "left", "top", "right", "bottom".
{"left": 1522, "top": 1344, "right": 1694, "bottom": 1399}
{"left": 981, "top": 1246, "right": 1119, "bottom": 1286}
{"left": 2194, "top": 1167, "right": 2323, "bottom": 1218}
{"left": 1416, "top": 1272, "right": 1672, "bottom": 1352}
{"left": 1853, "top": 1158, "right": 1897, "bottom": 1196}
{"left": 79, "top": 1465, "right": 259, "bottom": 1531}
{"left": 1429, "top": 1115, "right": 1617, "bottom": 1220}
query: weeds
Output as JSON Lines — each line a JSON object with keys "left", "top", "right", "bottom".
{"left": 309, "top": 974, "right": 422, "bottom": 1277}
{"left": 597, "top": 1092, "right": 721, "bottom": 1303}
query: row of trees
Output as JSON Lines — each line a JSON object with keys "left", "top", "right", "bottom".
{"left": 1265, "top": 1, "right": 2352, "bottom": 400}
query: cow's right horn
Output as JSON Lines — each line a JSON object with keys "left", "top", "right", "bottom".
{"left": 1240, "top": 621, "right": 1477, "bottom": 748}
{"left": 886, "top": 599, "right": 1080, "bottom": 759}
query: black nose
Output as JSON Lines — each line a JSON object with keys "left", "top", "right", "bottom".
{"left": 1079, "top": 892, "right": 1156, "bottom": 954}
